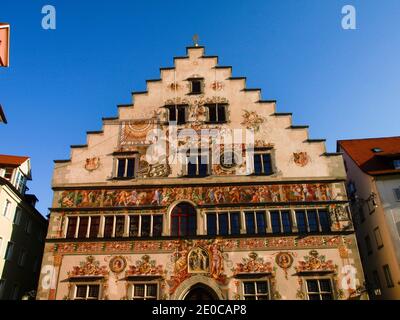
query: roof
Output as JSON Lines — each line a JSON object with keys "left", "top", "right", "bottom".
{"left": 337, "top": 136, "right": 400, "bottom": 176}
{"left": 0, "top": 105, "right": 7, "bottom": 123}
{"left": 0, "top": 154, "right": 29, "bottom": 167}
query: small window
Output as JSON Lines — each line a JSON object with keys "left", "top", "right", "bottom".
{"left": 253, "top": 153, "right": 273, "bottom": 175}
{"left": 3, "top": 199, "right": 11, "bottom": 218}
{"left": 206, "top": 104, "right": 227, "bottom": 123}
{"left": 307, "top": 210, "right": 319, "bottom": 232}
{"left": 152, "top": 215, "right": 163, "bottom": 237}
{"left": 5, "top": 242, "right": 14, "bottom": 261}
{"left": 371, "top": 148, "right": 382, "bottom": 153}
{"left": 104, "top": 216, "right": 114, "bottom": 238}
{"left": 25, "top": 219, "right": 33, "bottom": 234}
{"left": 141, "top": 215, "right": 151, "bottom": 237}
{"left": 115, "top": 216, "right": 125, "bottom": 237}
{"left": 245, "top": 211, "right": 266, "bottom": 235}
{"left": 383, "top": 265, "right": 394, "bottom": 288}
{"left": 190, "top": 79, "right": 203, "bottom": 94}
{"left": 131, "top": 283, "right": 158, "bottom": 300}
{"left": 207, "top": 211, "right": 240, "bottom": 236}
{"left": 270, "top": 210, "right": 292, "bottom": 234}
{"left": 129, "top": 215, "right": 139, "bottom": 237}
{"left": 318, "top": 209, "right": 331, "bottom": 232}
{"left": 296, "top": 210, "right": 307, "bottom": 233}
{"left": 394, "top": 160, "right": 400, "bottom": 170}
{"left": 393, "top": 188, "right": 400, "bottom": 202}
{"left": 242, "top": 281, "right": 270, "bottom": 300}
{"left": 116, "top": 158, "right": 136, "bottom": 179}
{"left": 75, "top": 284, "right": 100, "bottom": 300}
{"left": 66, "top": 217, "right": 77, "bottom": 239}
{"left": 373, "top": 227, "right": 384, "bottom": 249}
{"left": 18, "top": 250, "right": 27, "bottom": 267}
{"left": 89, "top": 216, "right": 100, "bottom": 238}
{"left": 372, "top": 270, "right": 382, "bottom": 296}
{"left": 365, "top": 235, "right": 373, "bottom": 255}
{"left": 187, "top": 150, "right": 209, "bottom": 177}
{"left": 13, "top": 207, "right": 22, "bottom": 225}
{"left": 4, "top": 167, "right": 14, "bottom": 180}
{"left": 167, "top": 105, "right": 187, "bottom": 125}
{"left": 78, "top": 216, "right": 89, "bottom": 238}
{"left": 306, "top": 279, "right": 333, "bottom": 300}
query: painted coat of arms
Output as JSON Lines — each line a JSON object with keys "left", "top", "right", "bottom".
{"left": 84, "top": 157, "right": 100, "bottom": 171}
{"left": 292, "top": 152, "right": 310, "bottom": 167}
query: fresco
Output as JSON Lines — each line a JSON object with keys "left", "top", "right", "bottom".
{"left": 295, "top": 250, "right": 337, "bottom": 273}
{"left": 57, "top": 182, "right": 339, "bottom": 208}
{"left": 231, "top": 252, "right": 274, "bottom": 275}
{"left": 67, "top": 255, "right": 109, "bottom": 278}
{"left": 126, "top": 254, "right": 165, "bottom": 276}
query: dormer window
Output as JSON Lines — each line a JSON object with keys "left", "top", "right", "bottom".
{"left": 206, "top": 104, "right": 227, "bottom": 123}
{"left": 372, "top": 148, "right": 382, "bottom": 153}
{"left": 188, "top": 78, "right": 203, "bottom": 94}
{"left": 166, "top": 105, "right": 187, "bottom": 125}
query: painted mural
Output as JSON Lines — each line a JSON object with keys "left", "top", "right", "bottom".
{"left": 57, "top": 182, "right": 340, "bottom": 208}
{"left": 126, "top": 254, "right": 165, "bottom": 276}
{"left": 67, "top": 256, "right": 109, "bottom": 278}
{"left": 119, "top": 120, "right": 158, "bottom": 146}
{"left": 231, "top": 252, "right": 274, "bottom": 275}
{"left": 295, "top": 250, "right": 337, "bottom": 273}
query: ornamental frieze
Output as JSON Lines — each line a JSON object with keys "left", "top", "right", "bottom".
{"left": 57, "top": 182, "right": 343, "bottom": 208}
{"left": 49, "top": 236, "right": 348, "bottom": 255}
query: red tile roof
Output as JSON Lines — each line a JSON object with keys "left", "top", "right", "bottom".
{"left": 338, "top": 137, "right": 400, "bottom": 176}
{"left": 0, "top": 154, "right": 29, "bottom": 167}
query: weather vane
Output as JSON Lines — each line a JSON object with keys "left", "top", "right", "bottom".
{"left": 192, "top": 34, "right": 199, "bottom": 47}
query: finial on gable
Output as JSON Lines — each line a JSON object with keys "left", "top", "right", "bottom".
{"left": 192, "top": 34, "right": 199, "bottom": 47}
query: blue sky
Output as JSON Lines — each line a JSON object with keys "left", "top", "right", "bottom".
{"left": 1, "top": 0, "right": 399, "bottom": 216}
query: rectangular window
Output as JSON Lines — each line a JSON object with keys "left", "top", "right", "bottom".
{"left": 129, "top": 215, "right": 139, "bottom": 237}
{"left": 306, "top": 279, "right": 333, "bottom": 300}
{"left": 131, "top": 283, "right": 158, "bottom": 300}
{"left": 207, "top": 211, "right": 241, "bottom": 236}
{"left": 190, "top": 80, "right": 202, "bottom": 94}
{"left": 318, "top": 210, "right": 331, "bottom": 232}
{"left": 115, "top": 216, "right": 125, "bottom": 237}
{"left": 75, "top": 284, "right": 100, "bottom": 300}
{"left": 78, "top": 217, "right": 89, "bottom": 238}
{"left": 270, "top": 210, "right": 292, "bottom": 234}
{"left": 13, "top": 207, "right": 22, "bottom": 225}
{"left": 66, "top": 217, "right": 77, "bottom": 239}
{"left": 104, "top": 216, "right": 114, "bottom": 238}
{"left": 383, "top": 265, "right": 394, "bottom": 288}
{"left": 3, "top": 199, "right": 11, "bottom": 218}
{"left": 116, "top": 158, "right": 136, "bottom": 178}
{"left": 4, "top": 167, "right": 13, "bottom": 180}
{"left": 365, "top": 235, "right": 373, "bottom": 255}
{"left": 89, "top": 216, "right": 100, "bottom": 238}
{"left": 307, "top": 210, "right": 319, "bottom": 232}
{"left": 372, "top": 270, "right": 382, "bottom": 295}
{"left": 373, "top": 227, "right": 384, "bottom": 249}
{"left": 5, "top": 242, "right": 14, "bottom": 261}
{"left": 245, "top": 211, "right": 266, "bottom": 235}
{"left": 206, "top": 104, "right": 226, "bottom": 123}
{"left": 25, "top": 219, "right": 33, "bottom": 234}
{"left": 207, "top": 213, "right": 217, "bottom": 236}
{"left": 243, "top": 281, "right": 270, "bottom": 300}
{"left": 187, "top": 151, "right": 209, "bottom": 177}
{"left": 296, "top": 210, "right": 307, "bottom": 233}
{"left": 152, "top": 215, "right": 163, "bottom": 237}
{"left": 393, "top": 160, "right": 400, "bottom": 170}
{"left": 253, "top": 153, "right": 273, "bottom": 175}
{"left": 18, "top": 250, "right": 27, "bottom": 267}
{"left": 141, "top": 216, "right": 151, "bottom": 237}
{"left": 167, "top": 105, "right": 187, "bottom": 124}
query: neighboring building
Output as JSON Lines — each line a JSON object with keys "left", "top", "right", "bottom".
{"left": 338, "top": 137, "right": 400, "bottom": 299}
{"left": 0, "top": 105, "right": 6, "bottom": 124}
{"left": 0, "top": 154, "right": 48, "bottom": 300}
{"left": 37, "top": 45, "right": 367, "bottom": 300}
{"left": 0, "top": 23, "right": 10, "bottom": 67}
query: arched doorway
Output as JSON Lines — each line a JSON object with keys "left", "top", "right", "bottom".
{"left": 184, "top": 284, "right": 219, "bottom": 300}
{"left": 171, "top": 202, "right": 197, "bottom": 237}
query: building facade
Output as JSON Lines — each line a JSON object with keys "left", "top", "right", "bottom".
{"left": 0, "top": 154, "right": 48, "bottom": 299}
{"left": 37, "top": 45, "right": 367, "bottom": 300}
{"left": 338, "top": 137, "right": 400, "bottom": 299}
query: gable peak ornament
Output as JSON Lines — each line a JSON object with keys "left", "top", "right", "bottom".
{"left": 192, "top": 34, "right": 199, "bottom": 47}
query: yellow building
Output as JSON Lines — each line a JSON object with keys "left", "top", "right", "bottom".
{"left": 338, "top": 137, "right": 400, "bottom": 299}
{"left": 0, "top": 154, "right": 48, "bottom": 300}
{"left": 37, "top": 45, "right": 367, "bottom": 300}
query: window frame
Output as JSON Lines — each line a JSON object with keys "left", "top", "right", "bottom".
{"left": 4, "top": 241, "right": 14, "bottom": 261}
{"left": 188, "top": 79, "right": 203, "bottom": 95}
{"left": 373, "top": 227, "right": 384, "bottom": 249}
{"left": 73, "top": 283, "right": 101, "bottom": 300}
{"left": 166, "top": 104, "right": 188, "bottom": 125}
{"left": 253, "top": 151, "right": 273, "bottom": 176}
{"left": 242, "top": 279, "right": 271, "bottom": 300}
{"left": 115, "top": 156, "right": 137, "bottom": 179}
{"left": 185, "top": 148, "right": 210, "bottom": 177}
{"left": 129, "top": 282, "right": 159, "bottom": 300}
{"left": 205, "top": 103, "right": 227, "bottom": 123}
{"left": 205, "top": 211, "right": 241, "bottom": 236}
{"left": 382, "top": 264, "right": 394, "bottom": 288}
{"left": 304, "top": 277, "right": 335, "bottom": 300}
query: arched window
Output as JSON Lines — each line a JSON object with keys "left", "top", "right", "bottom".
{"left": 171, "top": 202, "right": 197, "bottom": 237}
